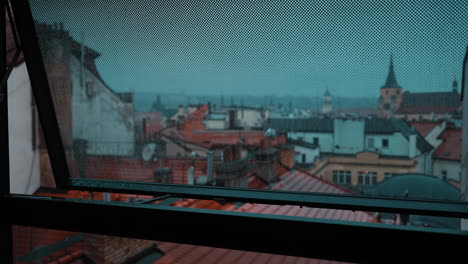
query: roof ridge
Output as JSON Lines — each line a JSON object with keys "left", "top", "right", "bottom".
{"left": 293, "top": 167, "right": 355, "bottom": 195}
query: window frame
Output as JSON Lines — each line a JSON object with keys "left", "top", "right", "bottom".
{"left": 382, "top": 138, "right": 389, "bottom": 148}
{"left": 3, "top": 0, "right": 468, "bottom": 263}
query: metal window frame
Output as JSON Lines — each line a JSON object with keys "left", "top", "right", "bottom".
{"left": 2, "top": 0, "right": 468, "bottom": 263}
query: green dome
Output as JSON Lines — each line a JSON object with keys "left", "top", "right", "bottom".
{"left": 366, "top": 173, "right": 460, "bottom": 229}
{"left": 366, "top": 173, "right": 459, "bottom": 200}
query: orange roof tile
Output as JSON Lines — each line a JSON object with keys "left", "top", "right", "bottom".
{"left": 434, "top": 127, "right": 462, "bottom": 161}
{"left": 155, "top": 167, "right": 378, "bottom": 264}
{"left": 166, "top": 105, "right": 286, "bottom": 149}
{"left": 409, "top": 121, "right": 443, "bottom": 137}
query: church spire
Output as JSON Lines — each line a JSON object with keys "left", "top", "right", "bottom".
{"left": 382, "top": 54, "right": 401, "bottom": 89}
{"left": 452, "top": 75, "right": 458, "bottom": 92}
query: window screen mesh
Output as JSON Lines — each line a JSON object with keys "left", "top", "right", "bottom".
{"left": 20, "top": 0, "right": 468, "bottom": 210}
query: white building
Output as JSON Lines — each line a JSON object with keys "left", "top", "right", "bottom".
{"left": 71, "top": 53, "right": 135, "bottom": 156}
{"left": 204, "top": 112, "right": 229, "bottom": 130}
{"left": 8, "top": 62, "right": 40, "bottom": 194}
{"left": 224, "top": 106, "right": 266, "bottom": 129}
{"left": 35, "top": 23, "right": 135, "bottom": 157}
{"left": 287, "top": 139, "right": 320, "bottom": 164}
{"left": 268, "top": 117, "right": 434, "bottom": 174}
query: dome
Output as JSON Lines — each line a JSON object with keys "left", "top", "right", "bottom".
{"left": 366, "top": 173, "right": 459, "bottom": 200}
{"left": 365, "top": 173, "right": 460, "bottom": 229}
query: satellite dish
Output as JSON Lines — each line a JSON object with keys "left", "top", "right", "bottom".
{"left": 265, "top": 128, "right": 276, "bottom": 138}
{"left": 142, "top": 143, "right": 156, "bottom": 161}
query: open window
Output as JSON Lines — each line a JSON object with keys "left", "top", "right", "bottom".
{"left": 2, "top": 0, "right": 468, "bottom": 263}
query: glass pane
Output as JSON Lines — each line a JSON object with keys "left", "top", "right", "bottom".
{"left": 6, "top": 0, "right": 466, "bottom": 224}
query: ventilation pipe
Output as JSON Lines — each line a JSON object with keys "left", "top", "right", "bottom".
{"left": 207, "top": 150, "right": 214, "bottom": 182}
{"left": 187, "top": 166, "right": 195, "bottom": 185}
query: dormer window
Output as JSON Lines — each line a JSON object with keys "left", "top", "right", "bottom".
{"left": 85, "top": 81, "right": 94, "bottom": 98}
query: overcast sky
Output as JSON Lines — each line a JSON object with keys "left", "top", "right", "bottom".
{"left": 30, "top": 0, "right": 467, "bottom": 97}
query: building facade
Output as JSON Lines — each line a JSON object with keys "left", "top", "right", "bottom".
{"left": 269, "top": 117, "right": 434, "bottom": 189}
{"left": 36, "top": 23, "right": 135, "bottom": 157}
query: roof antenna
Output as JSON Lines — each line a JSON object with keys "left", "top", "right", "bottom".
{"left": 80, "top": 31, "right": 85, "bottom": 87}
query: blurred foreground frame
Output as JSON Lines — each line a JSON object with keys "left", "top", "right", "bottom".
{"left": 2, "top": 0, "right": 468, "bottom": 263}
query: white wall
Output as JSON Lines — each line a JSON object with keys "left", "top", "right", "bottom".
{"left": 204, "top": 119, "right": 228, "bottom": 130}
{"left": 333, "top": 119, "right": 364, "bottom": 154}
{"left": 293, "top": 146, "right": 319, "bottom": 164}
{"left": 71, "top": 56, "right": 135, "bottom": 156}
{"left": 433, "top": 159, "right": 460, "bottom": 182}
{"left": 365, "top": 133, "right": 410, "bottom": 157}
{"left": 234, "top": 108, "right": 264, "bottom": 128}
{"left": 425, "top": 122, "right": 446, "bottom": 148}
{"left": 288, "top": 132, "right": 334, "bottom": 153}
{"left": 8, "top": 63, "right": 40, "bottom": 194}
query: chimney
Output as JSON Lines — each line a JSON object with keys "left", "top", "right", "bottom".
{"left": 153, "top": 167, "right": 173, "bottom": 183}
{"left": 80, "top": 32, "right": 85, "bottom": 87}
{"left": 409, "top": 132, "right": 417, "bottom": 158}
{"left": 207, "top": 150, "right": 214, "bottom": 182}
{"left": 142, "top": 118, "right": 147, "bottom": 140}
{"left": 83, "top": 235, "right": 155, "bottom": 264}
{"left": 255, "top": 138, "right": 278, "bottom": 183}
{"left": 279, "top": 145, "right": 295, "bottom": 169}
{"left": 187, "top": 166, "right": 195, "bottom": 184}
{"left": 215, "top": 158, "right": 249, "bottom": 188}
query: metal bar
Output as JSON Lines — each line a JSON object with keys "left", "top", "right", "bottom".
{"left": 10, "top": 0, "right": 70, "bottom": 187}
{"left": 2, "top": 195, "right": 467, "bottom": 263}
{"left": 137, "top": 194, "right": 172, "bottom": 204}
{"left": 0, "top": 0, "right": 13, "bottom": 261}
{"left": 70, "top": 178, "right": 468, "bottom": 218}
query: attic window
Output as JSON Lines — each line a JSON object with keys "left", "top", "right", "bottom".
{"left": 85, "top": 81, "right": 94, "bottom": 98}
{"left": 382, "top": 139, "right": 389, "bottom": 148}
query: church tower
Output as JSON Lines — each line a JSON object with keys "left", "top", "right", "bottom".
{"left": 322, "top": 89, "right": 333, "bottom": 114}
{"left": 452, "top": 76, "right": 458, "bottom": 93}
{"left": 378, "top": 55, "right": 403, "bottom": 118}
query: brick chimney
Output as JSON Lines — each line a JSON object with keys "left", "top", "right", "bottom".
{"left": 255, "top": 138, "right": 279, "bottom": 183}
{"left": 84, "top": 234, "right": 155, "bottom": 264}
{"left": 216, "top": 145, "right": 248, "bottom": 188}
{"left": 278, "top": 145, "right": 295, "bottom": 169}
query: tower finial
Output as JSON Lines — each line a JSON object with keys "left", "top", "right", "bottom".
{"left": 452, "top": 74, "right": 458, "bottom": 92}
{"left": 382, "top": 54, "right": 401, "bottom": 89}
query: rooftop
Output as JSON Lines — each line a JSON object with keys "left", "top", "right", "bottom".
{"left": 433, "top": 127, "right": 462, "bottom": 161}
{"left": 409, "top": 121, "right": 443, "bottom": 137}
{"left": 397, "top": 91, "right": 460, "bottom": 114}
{"left": 154, "top": 168, "right": 378, "bottom": 264}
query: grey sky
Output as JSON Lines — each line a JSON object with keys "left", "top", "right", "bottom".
{"left": 30, "top": 0, "right": 467, "bottom": 97}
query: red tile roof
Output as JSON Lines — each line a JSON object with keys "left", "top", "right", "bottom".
{"left": 135, "top": 112, "right": 166, "bottom": 138}
{"left": 409, "top": 121, "right": 443, "bottom": 137}
{"left": 82, "top": 155, "right": 215, "bottom": 185}
{"left": 155, "top": 167, "right": 378, "bottom": 264}
{"left": 13, "top": 226, "right": 84, "bottom": 264}
{"left": 397, "top": 91, "right": 461, "bottom": 114}
{"left": 433, "top": 127, "right": 462, "bottom": 161}
{"left": 397, "top": 106, "right": 459, "bottom": 115}
{"left": 167, "top": 105, "right": 286, "bottom": 149}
